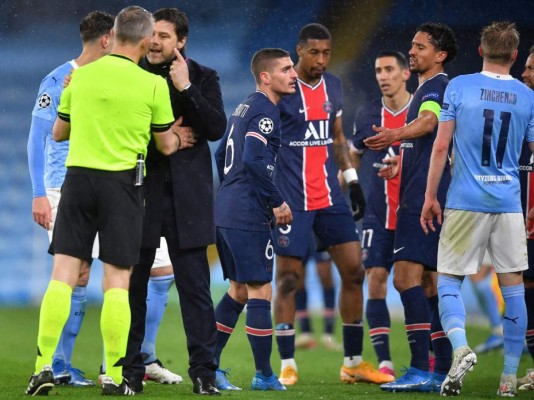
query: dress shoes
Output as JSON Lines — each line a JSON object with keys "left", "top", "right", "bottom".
{"left": 193, "top": 377, "right": 221, "bottom": 395}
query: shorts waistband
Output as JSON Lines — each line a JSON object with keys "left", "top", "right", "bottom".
{"left": 67, "top": 167, "right": 135, "bottom": 185}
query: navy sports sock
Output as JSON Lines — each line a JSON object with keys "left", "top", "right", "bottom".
{"left": 54, "top": 285, "right": 87, "bottom": 364}
{"left": 366, "top": 298, "right": 391, "bottom": 363}
{"left": 472, "top": 274, "right": 503, "bottom": 329}
{"left": 428, "top": 294, "right": 452, "bottom": 375}
{"left": 295, "top": 288, "right": 311, "bottom": 333}
{"left": 214, "top": 293, "right": 245, "bottom": 365}
{"left": 525, "top": 287, "right": 534, "bottom": 362}
{"left": 501, "top": 284, "right": 527, "bottom": 375}
{"left": 323, "top": 287, "right": 336, "bottom": 334}
{"left": 141, "top": 274, "right": 174, "bottom": 364}
{"left": 246, "top": 299, "right": 273, "bottom": 376}
{"left": 401, "top": 286, "right": 430, "bottom": 371}
{"left": 342, "top": 320, "right": 363, "bottom": 357}
{"left": 275, "top": 322, "right": 295, "bottom": 360}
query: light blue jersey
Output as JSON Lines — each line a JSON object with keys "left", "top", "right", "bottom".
{"left": 441, "top": 71, "right": 534, "bottom": 212}
{"left": 27, "top": 60, "right": 77, "bottom": 197}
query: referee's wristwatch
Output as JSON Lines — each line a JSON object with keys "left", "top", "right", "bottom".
{"left": 180, "top": 83, "right": 192, "bottom": 93}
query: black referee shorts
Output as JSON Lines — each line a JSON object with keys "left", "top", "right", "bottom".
{"left": 51, "top": 167, "right": 144, "bottom": 267}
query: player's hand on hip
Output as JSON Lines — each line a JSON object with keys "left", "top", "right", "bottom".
{"left": 349, "top": 182, "right": 365, "bottom": 221}
{"left": 170, "top": 48, "right": 191, "bottom": 91}
{"left": 273, "top": 202, "right": 293, "bottom": 226}
{"left": 32, "top": 196, "right": 52, "bottom": 230}
{"left": 171, "top": 116, "right": 197, "bottom": 149}
{"left": 420, "top": 198, "right": 442, "bottom": 234}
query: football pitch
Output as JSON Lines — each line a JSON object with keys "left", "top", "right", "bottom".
{"left": 0, "top": 303, "right": 531, "bottom": 399}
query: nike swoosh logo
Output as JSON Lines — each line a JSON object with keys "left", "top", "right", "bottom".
{"left": 299, "top": 107, "right": 308, "bottom": 113}
{"left": 393, "top": 247, "right": 405, "bottom": 254}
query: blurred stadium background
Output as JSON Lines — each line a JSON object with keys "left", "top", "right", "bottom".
{"left": 0, "top": 0, "right": 532, "bottom": 316}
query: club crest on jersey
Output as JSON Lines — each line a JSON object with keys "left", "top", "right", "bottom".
{"left": 258, "top": 117, "right": 274, "bottom": 134}
{"left": 323, "top": 101, "right": 333, "bottom": 113}
{"left": 38, "top": 93, "right": 52, "bottom": 109}
{"left": 277, "top": 235, "right": 290, "bottom": 248}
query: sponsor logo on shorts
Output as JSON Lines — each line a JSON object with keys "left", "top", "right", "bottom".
{"left": 393, "top": 247, "right": 405, "bottom": 254}
{"left": 361, "top": 248, "right": 368, "bottom": 262}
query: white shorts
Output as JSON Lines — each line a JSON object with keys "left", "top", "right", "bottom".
{"left": 153, "top": 237, "right": 171, "bottom": 269}
{"left": 438, "top": 209, "right": 528, "bottom": 276}
{"left": 47, "top": 188, "right": 99, "bottom": 259}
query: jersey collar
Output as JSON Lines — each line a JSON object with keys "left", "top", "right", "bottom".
{"left": 481, "top": 71, "right": 514, "bottom": 80}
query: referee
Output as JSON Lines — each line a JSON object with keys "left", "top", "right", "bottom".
{"left": 25, "top": 6, "right": 193, "bottom": 396}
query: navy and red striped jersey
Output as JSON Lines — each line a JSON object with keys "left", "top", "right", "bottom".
{"left": 520, "top": 141, "right": 534, "bottom": 238}
{"left": 274, "top": 73, "right": 345, "bottom": 211}
{"left": 399, "top": 73, "right": 450, "bottom": 214}
{"left": 214, "top": 91, "right": 284, "bottom": 232}
{"left": 353, "top": 96, "right": 411, "bottom": 229}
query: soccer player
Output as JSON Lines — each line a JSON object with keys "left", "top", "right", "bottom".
{"left": 270, "top": 23, "right": 392, "bottom": 387}
{"left": 27, "top": 11, "right": 114, "bottom": 387}
{"left": 25, "top": 6, "right": 186, "bottom": 396}
{"left": 421, "top": 21, "right": 534, "bottom": 397}
{"left": 352, "top": 50, "right": 412, "bottom": 378}
{"left": 518, "top": 44, "right": 534, "bottom": 392}
{"left": 365, "top": 23, "right": 458, "bottom": 392}
{"left": 213, "top": 48, "right": 296, "bottom": 391}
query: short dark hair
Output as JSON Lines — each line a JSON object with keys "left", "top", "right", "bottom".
{"left": 298, "top": 23, "right": 331, "bottom": 45}
{"left": 79, "top": 11, "right": 114, "bottom": 43}
{"left": 153, "top": 8, "right": 189, "bottom": 41}
{"left": 480, "top": 21, "right": 519, "bottom": 64}
{"left": 417, "top": 22, "right": 458, "bottom": 65}
{"left": 376, "top": 50, "right": 408, "bottom": 69}
{"left": 251, "top": 48, "right": 290, "bottom": 84}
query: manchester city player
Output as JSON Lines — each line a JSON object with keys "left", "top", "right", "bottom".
{"left": 366, "top": 23, "right": 458, "bottom": 392}
{"left": 421, "top": 21, "right": 534, "bottom": 397}
{"left": 213, "top": 48, "right": 296, "bottom": 391}
{"left": 27, "top": 11, "right": 114, "bottom": 387}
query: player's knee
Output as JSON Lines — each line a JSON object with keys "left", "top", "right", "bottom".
{"left": 228, "top": 284, "right": 248, "bottom": 304}
{"left": 276, "top": 272, "right": 299, "bottom": 295}
{"left": 340, "top": 266, "right": 364, "bottom": 289}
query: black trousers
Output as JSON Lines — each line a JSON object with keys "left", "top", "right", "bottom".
{"left": 123, "top": 186, "right": 218, "bottom": 382}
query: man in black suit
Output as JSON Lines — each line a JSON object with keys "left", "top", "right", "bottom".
{"left": 123, "top": 7, "right": 226, "bottom": 395}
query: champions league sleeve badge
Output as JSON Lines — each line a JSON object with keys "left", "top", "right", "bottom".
{"left": 258, "top": 117, "right": 274, "bottom": 134}
{"left": 38, "top": 93, "right": 52, "bottom": 109}
{"left": 323, "top": 101, "right": 333, "bottom": 113}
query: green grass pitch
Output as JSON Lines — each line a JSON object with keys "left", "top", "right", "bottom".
{"left": 0, "top": 300, "right": 531, "bottom": 399}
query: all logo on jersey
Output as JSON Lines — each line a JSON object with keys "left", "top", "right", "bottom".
{"left": 323, "top": 101, "right": 333, "bottom": 113}
{"left": 258, "top": 118, "right": 273, "bottom": 134}
{"left": 38, "top": 93, "right": 52, "bottom": 109}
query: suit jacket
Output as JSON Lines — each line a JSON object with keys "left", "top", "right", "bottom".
{"left": 140, "top": 56, "right": 226, "bottom": 249}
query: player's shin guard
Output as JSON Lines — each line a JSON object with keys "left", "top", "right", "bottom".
{"left": 342, "top": 320, "right": 364, "bottom": 358}
{"left": 366, "top": 298, "right": 391, "bottom": 363}
{"left": 101, "top": 288, "right": 131, "bottom": 384}
{"left": 501, "top": 284, "right": 527, "bottom": 375}
{"left": 428, "top": 294, "right": 452, "bottom": 375}
{"left": 61, "top": 285, "right": 87, "bottom": 364}
{"left": 214, "top": 293, "right": 245, "bottom": 364}
{"left": 141, "top": 274, "right": 174, "bottom": 364}
{"left": 437, "top": 275, "right": 467, "bottom": 350}
{"left": 401, "top": 286, "right": 430, "bottom": 371}
{"left": 246, "top": 299, "right": 273, "bottom": 376}
{"left": 36, "top": 280, "right": 72, "bottom": 373}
